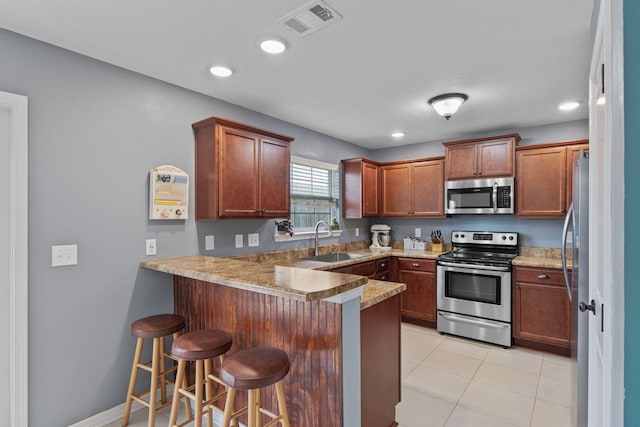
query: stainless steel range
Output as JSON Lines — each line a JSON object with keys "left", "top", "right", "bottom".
{"left": 436, "top": 230, "right": 519, "bottom": 347}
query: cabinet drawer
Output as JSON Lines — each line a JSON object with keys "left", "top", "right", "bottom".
{"left": 514, "top": 266, "right": 564, "bottom": 285}
{"left": 376, "top": 258, "right": 390, "bottom": 273}
{"left": 331, "top": 260, "right": 376, "bottom": 277}
{"left": 397, "top": 258, "right": 436, "bottom": 272}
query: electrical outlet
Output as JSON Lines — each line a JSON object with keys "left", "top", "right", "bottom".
{"left": 248, "top": 233, "right": 259, "bottom": 247}
{"left": 52, "top": 244, "right": 78, "bottom": 267}
{"left": 146, "top": 239, "right": 157, "bottom": 256}
{"left": 205, "top": 235, "right": 215, "bottom": 250}
{"left": 235, "top": 234, "right": 243, "bottom": 248}
{"left": 415, "top": 228, "right": 421, "bottom": 238}
{"left": 355, "top": 227, "right": 360, "bottom": 237}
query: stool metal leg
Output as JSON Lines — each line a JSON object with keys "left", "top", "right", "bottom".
{"left": 122, "top": 338, "right": 143, "bottom": 427}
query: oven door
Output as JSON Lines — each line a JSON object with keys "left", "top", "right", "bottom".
{"left": 436, "top": 263, "right": 511, "bottom": 322}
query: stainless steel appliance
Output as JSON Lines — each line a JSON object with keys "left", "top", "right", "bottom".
{"left": 445, "top": 177, "right": 514, "bottom": 214}
{"left": 562, "top": 150, "right": 589, "bottom": 426}
{"left": 436, "top": 231, "right": 519, "bottom": 347}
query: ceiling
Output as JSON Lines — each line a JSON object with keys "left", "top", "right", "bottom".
{"left": 0, "top": 0, "right": 594, "bottom": 149}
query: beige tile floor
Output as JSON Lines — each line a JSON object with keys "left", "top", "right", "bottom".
{"left": 106, "top": 323, "right": 577, "bottom": 427}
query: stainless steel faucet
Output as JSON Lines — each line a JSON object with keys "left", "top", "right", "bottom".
{"left": 314, "top": 220, "right": 331, "bottom": 256}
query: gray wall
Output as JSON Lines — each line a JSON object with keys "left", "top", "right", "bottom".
{"left": 1, "top": 26, "right": 588, "bottom": 425}
{"left": 0, "top": 28, "right": 369, "bottom": 426}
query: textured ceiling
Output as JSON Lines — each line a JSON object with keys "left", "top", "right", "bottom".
{"left": 0, "top": 0, "right": 594, "bottom": 149}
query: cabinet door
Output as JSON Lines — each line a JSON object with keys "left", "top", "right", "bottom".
{"left": 399, "top": 269, "right": 436, "bottom": 322}
{"left": 362, "top": 162, "right": 380, "bottom": 217}
{"left": 259, "top": 137, "right": 290, "bottom": 217}
{"left": 381, "top": 164, "right": 411, "bottom": 216}
{"left": 411, "top": 160, "right": 445, "bottom": 216}
{"left": 445, "top": 143, "right": 477, "bottom": 180}
{"left": 218, "top": 126, "right": 259, "bottom": 217}
{"left": 513, "top": 281, "right": 571, "bottom": 348}
{"left": 331, "top": 261, "right": 377, "bottom": 277}
{"left": 477, "top": 138, "right": 514, "bottom": 178}
{"left": 516, "top": 146, "right": 567, "bottom": 217}
{"left": 566, "top": 143, "right": 589, "bottom": 208}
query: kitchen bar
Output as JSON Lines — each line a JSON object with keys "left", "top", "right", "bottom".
{"left": 140, "top": 255, "right": 406, "bottom": 427}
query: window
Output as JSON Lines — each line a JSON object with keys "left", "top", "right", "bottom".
{"left": 290, "top": 156, "right": 339, "bottom": 230}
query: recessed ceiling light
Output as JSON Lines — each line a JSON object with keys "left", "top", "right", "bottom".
{"left": 209, "top": 65, "right": 233, "bottom": 78}
{"left": 558, "top": 101, "right": 581, "bottom": 111}
{"left": 391, "top": 131, "right": 406, "bottom": 138}
{"left": 259, "top": 38, "right": 287, "bottom": 54}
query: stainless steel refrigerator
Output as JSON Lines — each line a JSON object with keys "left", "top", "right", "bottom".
{"left": 562, "top": 150, "right": 589, "bottom": 427}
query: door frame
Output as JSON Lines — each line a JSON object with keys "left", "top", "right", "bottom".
{"left": 1, "top": 90, "right": 29, "bottom": 427}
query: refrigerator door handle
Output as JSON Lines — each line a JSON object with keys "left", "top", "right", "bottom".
{"left": 561, "top": 202, "right": 574, "bottom": 300}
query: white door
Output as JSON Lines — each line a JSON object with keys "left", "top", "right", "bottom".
{"left": 0, "top": 90, "right": 29, "bottom": 427}
{"left": 587, "top": 1, "right": 625, "bottom": 425}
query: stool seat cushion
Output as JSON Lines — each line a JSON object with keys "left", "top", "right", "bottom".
{"left": 172, "top": 329, "right": 233, "bottom": 361}
{"left": 130, "top": 314, "right": 185, "bottom": 339}
{"left": 221, "top": 347, "right": 290, "bottom": 390}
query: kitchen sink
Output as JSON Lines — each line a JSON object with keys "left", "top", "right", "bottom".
{"left": 298, "top": 252, "right": 368, "bottom": 263}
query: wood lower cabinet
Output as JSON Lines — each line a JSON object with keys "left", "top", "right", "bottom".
{"left": 512, "top": 266, "right": 571, "bottom": 355}
{"left": 443, "top": 134, "right": 519, "bottom": 180}
{"left": 516, "top": 139, "right": 589, "bottom": 217}
{"left": 380, "top": 158, "right": 444, "bottom": 217}
{"left": 330, "top": 257, "right": 390, "bottom": 281}
{"left": 361, "top": 293, "right": 401, "bottom": 427}
{"left": 342, "top": 158, "right": 380, "bottom": 218}
{"left": 392, "top": 258, "right": 437, "bottom": 327}
{"left": 192, "top": 116, "right": 294, "bottom": 219}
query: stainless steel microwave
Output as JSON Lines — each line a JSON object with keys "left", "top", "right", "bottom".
{"left": 445, "top": 177, "right": 514, "bottom": 214}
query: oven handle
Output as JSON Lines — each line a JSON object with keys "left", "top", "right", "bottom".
{"left": 493, "top": 182, "right": 498, "bottom": 213}
{"left": 438, "top": 312, "right": 509, "bottom": 328}
{"left": 437, "top": 261, "right": 510, "bottom": 272}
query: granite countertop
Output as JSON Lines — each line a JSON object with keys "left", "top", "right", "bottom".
{"left": 140, "top": 255, "right": 368, "bottom": 302}
{"left": 512, "top": 256, "right": 564, "bottom": 269}
{"left": 360, "top": 280, "right": 405, "bottom": 310}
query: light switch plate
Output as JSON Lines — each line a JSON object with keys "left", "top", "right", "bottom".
{"left": 355, "top": 227, "right": 360, "bottom": 237}
{"left": 52, "top": 244, "right": 78, "bottom": 267}
{"left": 205, "top": 235, "right": 215, "bottom": 250}
{"left": 415, "top": 228, "right": 421, "bottom": 238}
{"left": 248, "top": 233, "right": 259, "bottom": 247}
{"left": 235, "top": 234, "right": 243, "bottom": 248}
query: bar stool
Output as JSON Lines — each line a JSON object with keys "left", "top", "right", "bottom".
{"left": 122, "top": 313, "right": 188, "bottom": 427}
{"left": 220, "top": 347, "right": 291, "bottom": 427}
{"left": 168, "top": 329, "right": 234, "bottom": 427}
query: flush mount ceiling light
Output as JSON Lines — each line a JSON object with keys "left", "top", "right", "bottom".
{"left": 428, "top": 93, "right": 468, "bottom": 120}
{"left": 259, "top": 38, "right": 288, "bottom": 54}
{"left": 558, "top": 101, "right": 581, "bottom": 111}
{"left": 391, "top": 131, "right": 406, "bottom": 138}
{"left": 209, "top": 65, "right": 234, "bottom": 78}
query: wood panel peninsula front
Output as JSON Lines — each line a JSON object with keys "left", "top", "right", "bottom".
{"left": 140, "top": 255, "right": 405, "bottom": 427}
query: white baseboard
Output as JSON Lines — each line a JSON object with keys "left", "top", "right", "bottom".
{"left": 68, "top": 391, "right": 239, "bottom": 427}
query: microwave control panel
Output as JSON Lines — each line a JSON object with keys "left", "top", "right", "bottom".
{"left": 149, "top": 165, "right": 189, "bottom": 220}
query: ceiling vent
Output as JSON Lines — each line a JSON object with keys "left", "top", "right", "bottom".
{"left": 279, "top": 1, "right": 342, "bottom": 37}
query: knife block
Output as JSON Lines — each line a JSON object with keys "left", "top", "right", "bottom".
{"left": 431, "top": 243, "right": 445, "bottom": 253}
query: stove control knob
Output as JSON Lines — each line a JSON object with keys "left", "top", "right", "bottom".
{"left": 509, "top": 236, "right": 514, "bottom": 241}
{"left": 501, "top": 235, "right": 507, "bottom": 240}
{"left": 460, "top": 234, "right": 465, "bottom": 238}
{"left": 454, "top": 234, "right": 459, "bottom": 238}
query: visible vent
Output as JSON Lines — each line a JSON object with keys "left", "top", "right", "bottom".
{"left": 279, "top": 0, "right": 342, "bottom": 37}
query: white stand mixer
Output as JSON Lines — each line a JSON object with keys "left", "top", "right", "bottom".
{"left": 370, "top": 224, "right": 392, "bottom": 250}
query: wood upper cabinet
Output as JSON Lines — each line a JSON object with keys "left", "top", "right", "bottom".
{"left": 443, "top": 134, "right": 520, "bottom": 180}
{"left": 393, "top": 258, "right": 437, "bottom": 327}
{"left": 512, "top": 266, "right": 571, "bottom": 355}
{"left": 380, "top": 158, "right": 444, "bottom": 217}
{"left": 341, "top": 158, "right": 380, "bottom": 218}
{"left": 516, "top": 139, "right": 588, "bottom": 217}
{"left": 192, "top": 116, "right": 294, "bottom": 219}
